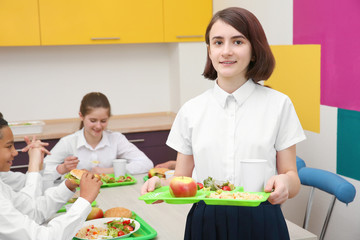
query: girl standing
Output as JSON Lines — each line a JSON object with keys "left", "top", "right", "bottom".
{"left": 142, "top": 7, "right": 306, "bottom": 240}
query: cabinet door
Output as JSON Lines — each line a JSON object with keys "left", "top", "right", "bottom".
{"left": 163, "top": 0, "right": 212, "bottom": 42}
{"left": 0, "top": 0, "right": 40, "bottom": 46}
{"left": 12, "top": 139, "right": 59, "bottom": 173}
{"left": 39, "top": 0, "right": 163, "bottom": 45}
{"left": 125, "top": 131, "right": 177, "bottom": 166}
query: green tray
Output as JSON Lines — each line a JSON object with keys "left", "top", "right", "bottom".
{"left": 72, "top": 212, "right": 157, "bottom": 240}
{"left": 143, "top": 175, "right": 149, "bottom": 182}
{"left": 100, "top": 174, "right": 137, "bottom": 188}
{"left": 57, "top": 200, "right": 97, "bottom": 213}
{"left": 139, "top": 186, "right": 270, "bottom": 207}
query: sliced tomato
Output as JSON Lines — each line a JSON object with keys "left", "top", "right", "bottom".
{"left": 122, "top": 220, "right": 131, "bottom": 225}
{"left": 197, "top": 182, "right": 204, "bottom": 190}
{"left": 124, "top": 225, "right": 134, "bottom": 232}
{"left": 222, "top": 186, "right": 231, "bottom": 191}
{"left": 118, "top": 231, "right": 125, "bottom": 236}
{"left": 126, "top": 176, "right": 132, "bottom": 181}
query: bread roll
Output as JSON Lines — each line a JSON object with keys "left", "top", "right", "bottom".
{"left": 104, "top": 207, "right": 132, "bottom": 218}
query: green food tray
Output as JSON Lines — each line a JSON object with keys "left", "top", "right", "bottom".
{"left": 100, "top": 174, "right": 137, "bottom": 188}
{"left": 57, "top": 200, "right": 97, "bottom": 213}
{"left": 139, "top": 186, "right": 270, "bottom": 207}
{"left": 72, "top": 212, "right": 157, "bottom": 240}
{"left": 143, "top": 175, "right": 149, "bottom": 182}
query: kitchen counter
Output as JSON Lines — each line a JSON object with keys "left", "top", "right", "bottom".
{"left": 13, "top": 112, "right": 176, "bottom": 142}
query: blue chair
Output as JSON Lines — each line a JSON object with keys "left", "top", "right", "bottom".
{"left": 296, "top": 156, "right": 356, "bottom": 240}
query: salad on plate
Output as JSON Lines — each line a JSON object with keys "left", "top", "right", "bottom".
{"left": 74, "top": 217, "right": 140, "bottom": 240}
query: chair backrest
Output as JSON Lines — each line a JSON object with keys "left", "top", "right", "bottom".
{"left": 296, "top": 156, "right": 356, "bottom": 204}
{"left": 295, "top": 156, "right": 356, "bottom": 240}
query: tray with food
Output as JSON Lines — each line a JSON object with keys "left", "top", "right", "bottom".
{"left": 73, "top": 208, "right": 157, "bottom": 240}
{"left": 64, "top": 170, "right": 136, "bottom": 188}
{"left": 100, "top": 174, "right": 137, "bottom": 188}
{"left": 139, "top": 176, "right": 270, "bottom": 207}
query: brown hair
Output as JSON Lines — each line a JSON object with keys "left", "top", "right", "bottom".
{"left": 202, "top": 7, "right": 275, "bottom": 82}
{"left": 79, "top": 92, "right": 111, "bottom": 129}
{"left": 0, "top": 112, "right": 9, "bottom": 139}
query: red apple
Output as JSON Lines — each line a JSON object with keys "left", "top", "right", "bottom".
{"left": 169, "top": 176, "right": 197, "bottom": 197}
{"left": 86, "top": 207, "right": 104, "bottom": 220}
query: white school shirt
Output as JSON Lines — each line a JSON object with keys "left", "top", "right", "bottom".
{"left": 0, "top": 171, "right": 27, "bottom": 191}
{"left": 43, "top": 129, "right": 154, "bottom": 183}
{"left": 167, "top": 79, "right": 306, "bottom": 186}
{"left": 0, "top": 172, "right": 91, "bottom": 240}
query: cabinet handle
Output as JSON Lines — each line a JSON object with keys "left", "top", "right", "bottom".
{"left": 129, "top": 139, "right": 145, "bottom": 143}
{"left": 10, "top": 164, "right": 28, "bottom": 169}
{"left": 91, "top": 37, "right": 120, "bottom": 40}
{"left": 176, "top": 35, "right": 203, "bottom": 39}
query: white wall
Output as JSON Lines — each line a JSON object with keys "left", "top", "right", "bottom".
{"left": 0, "top": 44, "right": 172, "bottom": 121}
{"left": 214, "top": 0, "right": 293, "bottom": 45}
{"left": 1, "top": 1, "right": 359, "bottom": 239}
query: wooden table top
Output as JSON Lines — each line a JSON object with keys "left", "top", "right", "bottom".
{"left": 13, "top": 112, "right": 176, "bottom": 142}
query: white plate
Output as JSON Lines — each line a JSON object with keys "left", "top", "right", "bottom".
{"left": 74, "top": 217, "right": 140, "bottom": 240}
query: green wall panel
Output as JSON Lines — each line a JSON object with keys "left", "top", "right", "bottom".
{"left": 337, "top": 108, "right": 360, "bottom": 181}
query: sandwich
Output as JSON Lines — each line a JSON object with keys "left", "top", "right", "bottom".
{"left": 148, "top": 167, "right": 170, "bottom": 179}
{"left": 104, "top": 207, "right": 133, "bottom": 218}
{"left": 64, "top": 169, "right": 100, "bottom": 184}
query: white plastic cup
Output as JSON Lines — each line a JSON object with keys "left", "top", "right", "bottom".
{"left": 165, "top": 170, "right": 175, "bottom": 179}
{"left": 240, "top": 159, "right": 267, "bottom": 192}
{"left": 113, "top": 159, "right": 127, "bottom": 178}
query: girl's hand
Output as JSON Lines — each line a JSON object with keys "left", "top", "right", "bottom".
{"left": 22, "top": 136, "right": 51, "bottom": 155}
{"left": 264, "top": 174, "right": 290, "bottom": 205}
{"left": 155, "top": 160, "right": 176, "bottom": 170}
{"left": 24, "top": 136, "right": 50, "bottom": 172}
{"left": 141, "top": 176, "right": 162, "bottom": 195}
{"left": 57, "top": 156, "right": 79, "bottom": 175}
{"left": 141, "top": 176, "right": 163, "bottom": 204}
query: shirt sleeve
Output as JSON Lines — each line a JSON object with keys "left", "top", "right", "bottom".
{"left": 0, "top": 171, "right": 27, "bottom": 192}
{"left": 0, "top": 192, "right": 91, "bottom": 240}
{"left": 166, "top": 104, "right": 193, "bottom": 155}
{"left": 43, "top": 137, "right": 75, "bottom": 188}
{"left": 8, "top": 177, "right": 74, "bottom": 224}
{"left": 116, "top": 133, "right": 154, "bottom": 174}
{"left": 275, "top": 96, "right": 306, "bottom": 151}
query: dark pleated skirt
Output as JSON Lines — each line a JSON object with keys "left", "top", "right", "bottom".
{"left": 184, "top": 201, "right": 290, "bottom": 240}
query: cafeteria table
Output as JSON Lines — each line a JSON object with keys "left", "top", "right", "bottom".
{"left": 93, "top": 173, "right": 317, "bottom": 240}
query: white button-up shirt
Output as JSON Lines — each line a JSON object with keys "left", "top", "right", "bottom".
{"left": 0, "top": 172, "right": 91, "bottom": 240}
{"left": 0, "top": 171, "right": 28, "bottom": 191}
{"left": 43, "top": 129, "right": 154, "bottom": 184}
{"left": 167, "top": 79, "right": 306, "bottom": 186}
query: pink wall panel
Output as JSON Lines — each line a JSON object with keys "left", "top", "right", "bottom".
{"left": 294, "top": 0, "right": 360, "bottom": 111}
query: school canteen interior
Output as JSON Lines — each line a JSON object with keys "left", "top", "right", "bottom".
{"left": 1, "top": 1, "right": 359, "bottom": 240}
